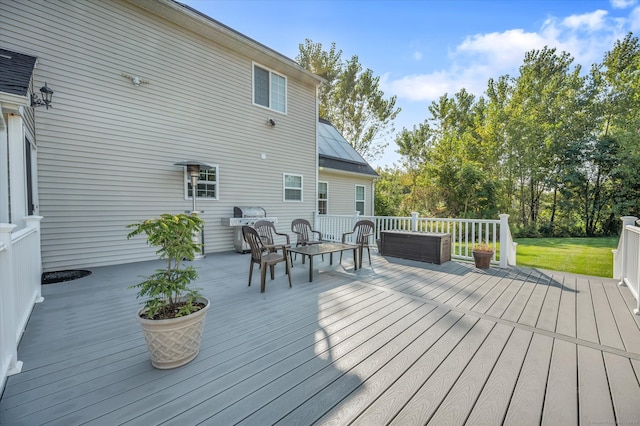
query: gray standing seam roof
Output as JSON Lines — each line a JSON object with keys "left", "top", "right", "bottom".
{"left": 318, "top": 119, "right": 378, "bottom": 177}
{"left": 0, "top": 48, "right": 37, "bottom": 97}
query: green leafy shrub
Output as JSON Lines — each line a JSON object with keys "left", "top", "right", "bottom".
{"left": 126, "top": 213, "right": 205, "bottom": 319}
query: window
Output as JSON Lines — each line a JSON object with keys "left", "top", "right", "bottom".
{"left": 185, "top": 166, "right": 219, "bottom": 200}
{"left": 284, "top": 173, "right": 302, "bottom": 201}
{"left": 253, "top": 63, "right": 286, "bottom": 113}
{"left": 355, "top": 185, "right": 365, "bottom": 215}
{"left": 318, "top": 182, "right": 328, "bottom": 214}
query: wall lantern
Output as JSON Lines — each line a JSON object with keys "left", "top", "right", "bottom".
{"left": 31, "top": 82, "right": 54, "bottom": 109}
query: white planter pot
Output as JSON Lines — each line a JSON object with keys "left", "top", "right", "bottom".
{"left": 136, "top": 297, "right": 210, "bottom": 369}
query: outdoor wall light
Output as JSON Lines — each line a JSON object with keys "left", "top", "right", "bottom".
{"left": 31, "top": 82, "right": 54, "bottom": 109}
{"left": 266, "top": 118, "right": 276, "bottom": 127}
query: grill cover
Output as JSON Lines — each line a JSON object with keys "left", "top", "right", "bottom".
{"left": 234, "top": 206, "right": 266, "bottom": 218}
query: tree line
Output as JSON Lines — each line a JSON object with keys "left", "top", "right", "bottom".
{"left": 297, "top": 34, "right": 640, "bottom": 238}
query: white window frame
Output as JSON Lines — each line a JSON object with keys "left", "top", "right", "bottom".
{"left": 318, "top": 181, "right": 328, "bottom": 215}
{"left": 283, "top": 173, "right": 303, "bottom": 202}
{"left": 355, "top": 185, "right": 365, "bottom": 215}
{"left": 183, "top": 165, "right": 219, "bottom": 200}
{"left": 253, "top": 62, "right": 287, "bottom": 114}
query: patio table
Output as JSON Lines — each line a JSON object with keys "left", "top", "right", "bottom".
{"left": 287, "top": 242, "right": 359, "bottom": 282}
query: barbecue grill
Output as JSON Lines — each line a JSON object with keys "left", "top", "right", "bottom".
{"left": 221, "top": 206, "right": 278, "bottom": 253}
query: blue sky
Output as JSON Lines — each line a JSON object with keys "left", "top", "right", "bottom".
{"left": 180, "top": 0, "right": 640, "bottom": 168}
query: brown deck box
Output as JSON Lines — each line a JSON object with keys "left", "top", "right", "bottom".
{"left": 380, "top": 231, "right": 451, "bottom": 264}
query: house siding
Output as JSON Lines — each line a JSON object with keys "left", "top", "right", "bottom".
{"left": 0, "top": 0, "right": 319, "bottom": 270}
{"left": 318, "top": 169, "right": 375, "bottom": 216}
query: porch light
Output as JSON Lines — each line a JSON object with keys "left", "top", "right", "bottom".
{"left": 31, "top": 82, "right": 54, "bottom": 109}
{"left": 174, "top": 160, "right": 213, "bottom": 260}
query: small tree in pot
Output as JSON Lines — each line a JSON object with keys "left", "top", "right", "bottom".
{"left": 127, "top": 213, "right": 209, "bottom": 369}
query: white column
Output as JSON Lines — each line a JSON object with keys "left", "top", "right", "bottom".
{"left": 7, "top": 115, "right": 26, "bottom": 229}
{"left": 617, "top": 216, "right": 638, "bottom": 284}
{"left": 24, "top": 216, "right": 44, "bottom": 302}
{"left": 411, "top": 212, "right": 419, "bottom": 232}
{"left": 0, "top": 223, "right": 22, "bottom": 377}
{"left": 499, "top": 214, "right": 510, "bottom": 268}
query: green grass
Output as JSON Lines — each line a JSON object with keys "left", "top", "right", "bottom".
{"left": 514, "top": 237, "right": 618, "bottom": 278}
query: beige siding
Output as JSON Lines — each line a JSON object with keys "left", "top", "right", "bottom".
{"left": 0, "top": 0, "right": 319, "bottom": 270}
{"left": 319, "top": 170, "right": 376, "bottom": 216}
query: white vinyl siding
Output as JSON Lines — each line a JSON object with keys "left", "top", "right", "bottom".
{"left": 1, "top": 0, "right": 319, "bottom": 270}
{"left": 253, "top": 63, "right": 286, "bottom": 113}
{"left": 318, "top": 170, "right": 375, "bottom": 216}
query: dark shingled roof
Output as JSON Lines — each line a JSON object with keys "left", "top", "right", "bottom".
{"left": 318, "top": 118, "right": 378, "bottom": 177}
{"left": 0, "top": 48, "right": 37, "bottom": 97}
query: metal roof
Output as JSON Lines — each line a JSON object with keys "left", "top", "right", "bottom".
{"left": 318, "top": 119, "right": 378, "bottom": 177}
{"left": 0, "top": 48, "right": 37, "bottom": 97}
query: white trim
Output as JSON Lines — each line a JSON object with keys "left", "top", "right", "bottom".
{"left": 318, "top": 181, "right": 328, "bottom": 214}
{"left": 355, "top": 184, "right": 365, "bottom": 215}
{"left": 252, "top": 62, "right": 287, "bottom": 114}
{"left": 283, "top": 173, "right": 303, "bottom": 202}
{"left": 182, "top": 164, "right": 219, "bottom": 201}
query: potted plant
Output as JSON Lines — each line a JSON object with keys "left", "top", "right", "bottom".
{"left": 472, "top": 243, "right": 494, "bottom": 269}
{"left": 126, "top": 213, "right": 210, "bottom": 369}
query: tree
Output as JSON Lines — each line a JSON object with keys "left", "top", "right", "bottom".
{"left": 505, "top": 47, "right": 584, "bottom": 231}
{"left": 296, "top": 39, "right": 401, "bottom": 161}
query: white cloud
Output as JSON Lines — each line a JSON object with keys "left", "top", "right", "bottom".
{"left": 562, "top": 10, "right": 608, "bottom": 30}
{"left": 611, "top": 0, "right": 637, "bottom": 9}
{"left": 631, "top": 6, "right": 640, "bottom": 31}
{"left": 384, "top": 6, "right": 633, "bottom": 104}
{"left": 413, "top": 51, "right": 423, "bottom": 61}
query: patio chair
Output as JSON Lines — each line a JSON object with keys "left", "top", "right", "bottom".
{"left": 340, "top": 220, "right": 375, "bottom": 269}
{"left": 242, "top": 225, "right": 292, "bottom": 293}
{"left": 291, "top": 218, "right": 323, "bottom": 264}
{"left": 254, "top": 219, "right": 293, "bottom": 266}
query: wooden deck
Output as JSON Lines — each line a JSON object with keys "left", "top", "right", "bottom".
{"left": 1, "top": 250, "right": 640, "bottom": 425}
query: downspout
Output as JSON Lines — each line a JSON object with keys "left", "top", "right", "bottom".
{"left": 314, "top": 83, "right": 320, "bottom": 226}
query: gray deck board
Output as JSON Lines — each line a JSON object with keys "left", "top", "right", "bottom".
{"left": 542, "top": 339, "right": 578, "bottom": 424}
{"left": 466, "top": 328, "right": 533, "bottom": 425}
{"left": 2, "top": 251, "right": 640, "bottom": 425}
{"left": 503, "top": 333, "right": 553, "bottom": 425}
{"left": 577, "top": 276, "right": 600, "bottom": 343}
{"left": 556, "top": 273, "right": 577, "bottom": 337}
{"left": 578, "top": 346, "right": 616, "bottom": 425}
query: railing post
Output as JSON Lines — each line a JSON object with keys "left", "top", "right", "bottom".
{"left": 24, "top": 216, "right": 44, "bottom": 303}
{"left": 411, "top": 212, "right": 418, "bottom": 232}
{"left": 499, "top": 214, "right": 509, "bottom": 268}
{"left": 0, "top": 223, "right": 22, "bottom": 378}
{"left": 616, "top": 216, "right": 637, "bottom": 283}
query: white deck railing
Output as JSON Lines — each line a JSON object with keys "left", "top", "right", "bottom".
{"left": 0, "top": 216, "right": 44, "bottom": 390}
{"left": 613, "top": 216, "right": 640, "bottom": 315}
{"left": 315, "top": 212, "right": 517, "bottom": 268}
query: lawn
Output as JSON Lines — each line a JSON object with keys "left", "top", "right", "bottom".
{"left": 513, "top": 236, "right": 619, "bottom": 278}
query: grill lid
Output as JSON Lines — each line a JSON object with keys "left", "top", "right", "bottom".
{"left": 233, "top": 206, "right": 266, "bottom": 218}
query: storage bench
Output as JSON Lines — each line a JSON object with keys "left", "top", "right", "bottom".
{"left": 380, "top": 231, "right": 451, "bottom": 264}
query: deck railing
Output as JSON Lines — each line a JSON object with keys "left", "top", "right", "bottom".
{"left": 315, "top": 212, "right": 517, "bottom": 268}
{"left": 0, "top": 216, "right": 44, "bottom": 390}
{"left": 613, "top": 216, "right": 640, "bottom": 315}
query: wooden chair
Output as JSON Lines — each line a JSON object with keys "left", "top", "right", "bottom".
{"left": 242, "top": 226, "right": 291, "bottom": 293}
{"left": 291, "top": 218, "right": 323, "bottom": 263}
{"left": 340, "top": 220, "right": 375, "bottom": 268}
